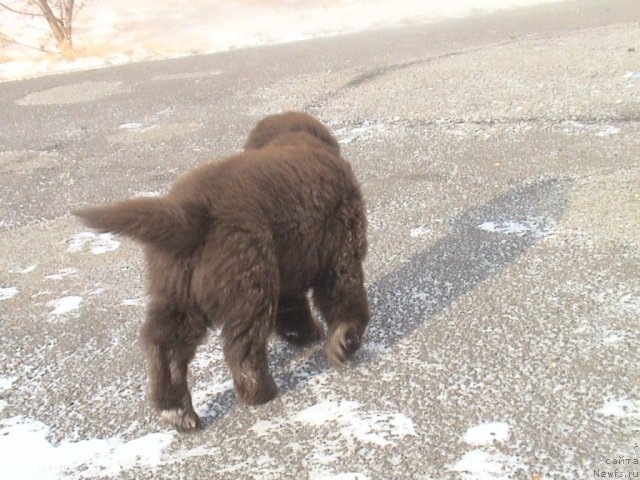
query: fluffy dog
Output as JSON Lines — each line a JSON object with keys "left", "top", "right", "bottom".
{"left": 74, "top": 112, "right": 369, "bottom": 432}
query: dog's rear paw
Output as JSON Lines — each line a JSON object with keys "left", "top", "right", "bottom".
{"left": 236, "top": 374, "right": 278, "bottom": 406}
{"left": 281, "top": 320, "right": 325, "bottom": 347}
{"left": 160, "top": 408, "right": 202, "bottom": 432}
{"left": 325, "top": 324, "right": 361, "bottom": 368}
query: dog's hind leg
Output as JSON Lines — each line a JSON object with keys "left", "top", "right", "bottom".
{"left": 222, "top": 291, "right": 279, "bottom": 405}
{"left": 313, "top": 260, "right": 370, "bottom": 368}
{"left": 195, "top": 232, "right": 280, "bottom": 406}
{"left": 275, "top": 294, "right": 324, "bottom": 347}
{"left": 141, "top": 299, "right": 206, "bottom": 432}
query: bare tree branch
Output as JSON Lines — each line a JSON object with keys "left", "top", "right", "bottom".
{"left": 0, "top": 31, "right": 54, "bottom": 53}
{"left": 0, "top": 1, "right": 44, "bottom": 16}
{"left": 1, "top": 0, "right": 85, "bottom": 52}
{"left": 32, "top": 0, "right": 72, "bottom": 50}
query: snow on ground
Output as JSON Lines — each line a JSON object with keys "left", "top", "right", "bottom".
{"left": 0, "top": 286, "right": 19, "bottom": 300}
{"left": 46, "top": 295, "right": 83, "bottom": 316}
{"left": 0, "top": 0, "right": 563, "bottom": 81}
{"left": 0, "top": 416, "right": 174, "bottom": 480}
{"left": 448, "top": 421, "right": 520, "bottom": 479}
{"left": 67, "top": 232, "right": 121, "bottom": 255}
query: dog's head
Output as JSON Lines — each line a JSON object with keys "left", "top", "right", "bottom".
{"left": 244, "top": 111, "right": 340, "bottom": 157}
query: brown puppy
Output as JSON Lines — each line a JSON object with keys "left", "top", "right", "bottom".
{"left": 75, "top": 112, "right": 369, "bottom": 432}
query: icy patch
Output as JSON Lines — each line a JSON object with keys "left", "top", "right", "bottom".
{"left": 118, "top": 122, "right": 157, "bottom": 133}
{"left": 463, "top": 422, "right": 511, "bottom": 446}
{"left": 623, "top": 71, "right": 640, "bottom": 80}
{"left": 67, "top": 232, "right": 121, "bottom": 255}
{"left": 561, "top": 121, "right": 623, "bottom": 138}
{"left": 0, "top": 376, "right": 16, "bottom": 392}
{"left": 120, "top": 297, "right": 147, "bottom": 307}
{"left": 32, "top": 291, "right": 52, "bottom": 298}
{"left": 47, "top": 296, "right": 83, "bottom": 316}
{"left": 448, "top": 449, "right": 521, "bottom": 480}
{"left": 0, "top": 287, "right": 19, "bottom": 301}
{"left": 335, "top": 122, "right": 386, "bottom": 145}
{"left": 410, "top": 226, "right": 431, "bottom": 238}
{"left": 478, "top": 217, "right": 555, "bottom": 238}
{"left": 11, "top": 263, "right": 38, "bottom": 274}
{"left": 602, "top": 333, "right": 623, "bottom": 345}
{"left": 253, "top": 399, "right": 415, "bottom": 447}
{"left": 119, "top": 122, "right": 144, "bottom": 130}
{"left": 133, "top": 191, "right": 162, "bottom": 197}
{"left": 45, "top": 267, "right": 79, "bottom": 281}
{"left": 595, "top": 126, "right": 621, "bottom": 137}
{"left": 0, "top": 416, "right": 174, "bottom": 480}
{"left": 309, "top": 471, "right": 370, "bottom": 480}
{"left": 596, "top": 399, "right": 640, "bottom": 420}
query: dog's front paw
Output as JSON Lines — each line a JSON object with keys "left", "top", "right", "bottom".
{"left": 160, "top": 408, "right": 202, "bottom": 432}
{"left": 325, "top": 324, "right": 361, "bottom": 368}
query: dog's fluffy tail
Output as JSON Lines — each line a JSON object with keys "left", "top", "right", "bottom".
{"left": 74, "top": 197, "right": 209, "bottom": 253}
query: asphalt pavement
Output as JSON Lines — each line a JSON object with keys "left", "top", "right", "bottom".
{"left": 0, "top": 1, "right": 639, "bottom": 478}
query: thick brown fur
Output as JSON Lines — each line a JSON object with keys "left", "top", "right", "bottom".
{"left": 74, "top": 112, "right": 369, "bottom": 432}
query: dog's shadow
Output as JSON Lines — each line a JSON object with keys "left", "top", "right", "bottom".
{"left": 199, "top": 177, "right": 570, "bottom": 424}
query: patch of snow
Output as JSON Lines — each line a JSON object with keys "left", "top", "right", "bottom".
{"left": 0, "top": 287, "right": 19, "bottom": 301}
{"left": 11, "top": 263, "right": 38, "bottom": 274}
{"left": 0, "top": 376, "right": 16, "bottom": 392}
{"left": 463, "top": 422, "right": 511, "bottom": 446}
{"left": 32, "top": 291, "right": 52, "bottom": 298}
{"left": 410, "top": 226, "right": 431, "bottom": 238}
{"left": 596, "top": 399, "right": 640, "bottom": 419}
{"left": 478, "top": 217, "right": 555, "bottom": 238}
{"left": 118, "top": 122, "right": 157, "bottom": 133}
{"left": 595, "top": 126, "right": 621, "bottom": 137}
{"left": 254, "top": 399, "right": 415, "bottom": 447}
{"left": 120, "top": 297, "right": 147, "bottom": 306}
{"left": 309, "top": 471, "right": 370, "bottom": 480}
{"left": 67, "top": 232, "right": 120, "bottom": 255}
{"left": 561, "top": 121, "right": 623, "bottom": 138}
{"left": 133, "top": 191, "right": 162, "bottom": 197}
{"left": 45, "top": 267, "right": 79, "bottom": 281}
{"left": 448, "top": 449, "right": 521, "bottom": 480}
{"left": 119, "top": 122, "right": 144, "bottom": 130}
{"left": 47, "top": 296, "right": 83, "bottom": 316}
{"left": 90, "top": 234, "right": 121, "bottom": 255}
{"left": 335, "top": 122, "right": 387, "bottom": 144}
{"left": 0, "top": 416, "right": 174, "bottom": 480}
{"left": 67, "top": 232, "right": 95, "bottom": 252}
{"left": 602, "top": 333, "right": 622, "bottom": 345}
